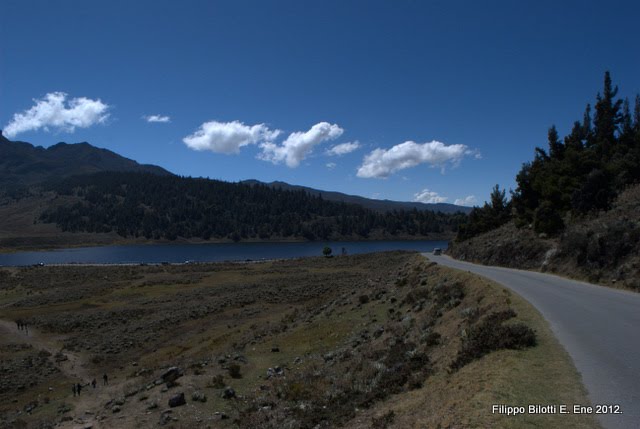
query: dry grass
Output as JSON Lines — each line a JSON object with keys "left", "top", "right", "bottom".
{"left": 0, "top": 252, "right": 599, "bottom": 428}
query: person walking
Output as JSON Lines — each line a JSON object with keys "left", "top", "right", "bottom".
{"left": 91, "top": 378, "right": 97, "bottom": 389}
{"left": 72, "top": 384, "right": 77, "bottom": 397}
{"left": 103, "top": 373, "right": 108, "bottom": 386}
{"left": 76, "top": 383, "right": 82, "bottom": 396}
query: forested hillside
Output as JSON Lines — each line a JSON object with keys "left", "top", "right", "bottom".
{"left": 39, "top": 172, "right": 467, "bottom": 241}
{"left": 450, "top": 73, "right": 640, "bottom": 291}
{"left": 457, "top": 72, "right": 640, "bottom": 241}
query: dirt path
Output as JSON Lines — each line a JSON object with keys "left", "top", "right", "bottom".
{"left": 0, "top": 318, "right": 129, "bottom": 428}
{"left": 0, "top": 319, "right": 91, "bottom": 381}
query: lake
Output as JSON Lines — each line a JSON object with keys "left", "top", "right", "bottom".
{"left": 0, "top": 240, "right": 447, "bottom": 266}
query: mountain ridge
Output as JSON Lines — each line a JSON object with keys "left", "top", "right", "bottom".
{"left": 241, "top": 179, "right": 473, "bottom": 214}
{"left": 0, "top": 131, "right": 171, "bottom": 186}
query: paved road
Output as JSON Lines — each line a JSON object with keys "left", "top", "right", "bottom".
{"left": 425, "top": 254, "right": 640, "bottom": 429}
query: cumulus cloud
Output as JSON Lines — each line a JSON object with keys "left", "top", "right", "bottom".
{"left": 356, "top": 140, "right": 473, "bottom": 179}
{"left": 326, "top": 162, "right": 337, "bottom": 170}
{"left": 4, "top": 92, "right": 110, "bottom": 138}
{"left": 144, "top": 114, "right": 171, "bottom": 123}
{"left": 413, "top": 189, "right": 448, "bottom": 204}
{"left": 259, "top": 122, "right": 343, "bottom": 168}
{"left": 326, "top": 140, "right": 360, "bottom": 156}
{"left": 183, "top": 120, "right": 280, "bottom": 155}
{"left": 454, "top": 195, "right": 477, "bottom": 206}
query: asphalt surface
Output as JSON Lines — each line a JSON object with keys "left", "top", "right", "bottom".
{"left": 425, "top": 254, "right": 640, "bottom": 429}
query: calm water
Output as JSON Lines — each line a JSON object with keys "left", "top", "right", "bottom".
{"left": 0, "top": 240, "right": 447, "bottom": 266}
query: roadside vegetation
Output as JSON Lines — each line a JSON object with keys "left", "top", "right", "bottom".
{"left": 0, "top": 252, "right": 598, "bottom": 428}
{"left": 452, "top": 72, "right": 640, "bottom": 290}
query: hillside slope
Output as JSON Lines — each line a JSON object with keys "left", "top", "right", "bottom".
{"left": 448, "top": 184, "right": 640, "bottom": 291}
{"left": 0, "top": 252, "right": 597, "bottom": 428}
{"left": 242, "top": 179, "right": 473, "bottom": 214}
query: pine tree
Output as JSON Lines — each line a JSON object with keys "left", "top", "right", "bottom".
{"left": 547, "top": 125, "right": 564, "bottom": 159}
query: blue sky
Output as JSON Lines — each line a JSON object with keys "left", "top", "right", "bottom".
{"left": 2, "top": 0, "right": 639, "bottom": 206}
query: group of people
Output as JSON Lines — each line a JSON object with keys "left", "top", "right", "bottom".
{"left": 15, "top": 319, "right": 29, "bottom": 335}
{"left": 72, "top": 374, "right": 109, "bottom": 397}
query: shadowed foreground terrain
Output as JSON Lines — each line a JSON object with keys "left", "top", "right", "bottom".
{"left": 0, "top": 252, "right": 598, "bottom": 428}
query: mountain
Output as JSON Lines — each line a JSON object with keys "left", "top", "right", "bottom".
{"left": 0, "top": 131, "right": 171, "bottom": 186}
{"left": 241, "top": 180, "right": 473, "bottom": 214}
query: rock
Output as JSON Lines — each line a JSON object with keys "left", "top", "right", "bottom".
{"left": 271, "top": 346, "right": 280, "bottom": 353}
{"left": 323, "top": 352, "right": 335, "bottom": 362}
{"left": 214, "top": 411, "right": 229, "bottom": 420}
{"left": 168, "top": 392, "right": 186, "bottom": 408}
{"left": 147, "top": 401, "right": 158, "bottom": 410}
{"left": 221, "top": 387, "right": 236, "bottom": 399}
{"left": 373, "top": 326, "right": 385, "bottom": 338}
{"left": 161, "top": 367, "right": 184, "bottom": 384}
{"left": 112, "top": 405, "right": 121, "bottom": 413}
{"left": 159, "top": 411, "right": 173, "bottom": 426}
{"left": 114, "top": 397, "right": 125, "bottom": 406}
{"left": 23, "top": 401, "right": 38, "bottom": 413}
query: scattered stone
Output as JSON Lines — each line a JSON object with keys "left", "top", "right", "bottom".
{"left": 214, "top": 411, "right": 229, "bottom": 420}
{"left": 168, "top": 392, "right": 186, "bottom": 408}
{"left": 161, "top": 367, "right": 184, "bottom": 384}
{"left": 23, "top": 401, "right": 38, "bottom": 413}
{"left": 373, "top": 326, "right": 385, "bottom": 338}
{"left": 159, "top": 410, "right": 173, "bottom": 426}
{"left": 222, "top": 387, "right": 236, "bottom": 399}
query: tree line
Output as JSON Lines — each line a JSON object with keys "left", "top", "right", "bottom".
{"left": 40, "top": 172, "right": 468, "bottom": 241}
{"left": 457, "top": 72, "right": 640, "bottom": 241}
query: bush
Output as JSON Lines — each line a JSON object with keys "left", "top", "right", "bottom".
{"left": 533, "top": 201, "right": 564, "bottom": 234}
{"left": 228, "top": 364, "right": 242, "bottom": 379}
{"left": 450, "top": 310, "right": 536, "bottom": 371}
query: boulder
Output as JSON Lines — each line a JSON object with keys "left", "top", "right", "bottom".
{"left": 161, "top": 367, "right": 184, "bottom": 384}
{"left": 168, "top": 393, "right": 186, "bottom": 408}
{"left": 221, "top": 387, "right": 236, "bottom": 399}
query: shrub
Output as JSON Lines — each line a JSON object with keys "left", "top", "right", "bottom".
{"left": 228, "top": 364, "right": 242, "bottom": 379}
{"left": 450, "top": 310, "right": 536, "bottom": 371}
{"left": 533, "top": 201, "right": 564, "bottom": 234}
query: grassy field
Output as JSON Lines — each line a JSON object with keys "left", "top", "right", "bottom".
{"left": 0, "top": 252, "right": 599, "bottom": 428}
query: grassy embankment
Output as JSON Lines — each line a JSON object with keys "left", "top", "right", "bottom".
{"left": 0, "top": 252, "right": 598, "bottom": 428}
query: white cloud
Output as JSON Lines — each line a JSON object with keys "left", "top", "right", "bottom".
{"left": 326, "top": 162, "right": 337, "bottom": 170}
{"left": 144, "top": 114, "right": 171, "bottom": 123}
{"left": 259, "top": 122, "right": 343, "bottom": 168}
{"left": 326, "top": 140, "right": 360, "bottom": 156}
{"left": 4, "top": 92, "right": 110, "bottom": 138}
{"left": 183, "top": 120, "right": 280, "bottom": 155}
{"left": 356, "top": 140, "right": 473, "bottom": 179}
{"left": 413, "top": 188, "right": 449, "bottom": 204}
{"left": 454, "top": 195, "right": 477, "bottom": 206}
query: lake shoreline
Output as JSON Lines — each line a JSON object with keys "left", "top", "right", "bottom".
{"left": 0, "top": 239, "right": 449, "bottom": 267}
